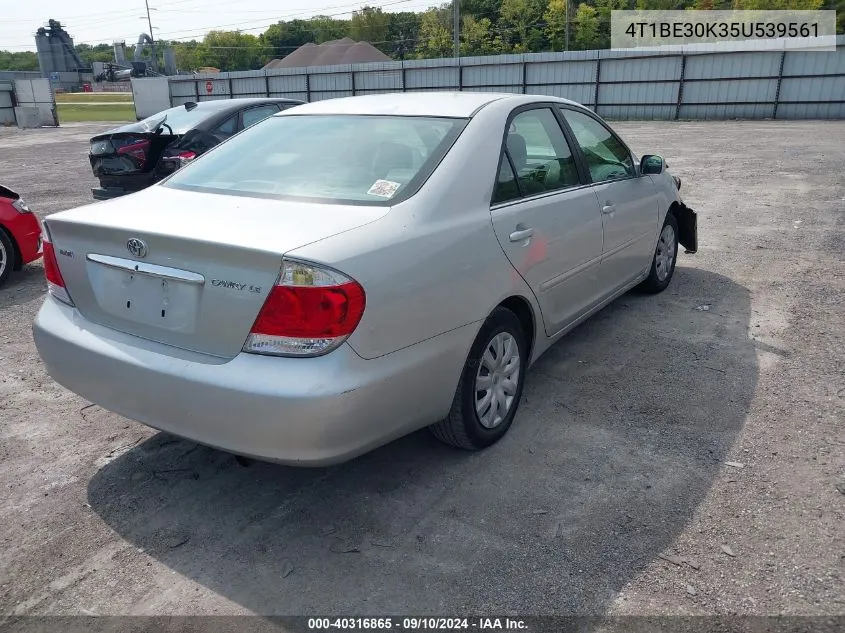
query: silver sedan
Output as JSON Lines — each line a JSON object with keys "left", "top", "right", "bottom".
{"left": 33, "top": 92, "right": 697, "bottom": 466}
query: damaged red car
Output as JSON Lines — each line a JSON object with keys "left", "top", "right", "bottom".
{"left": 0, "top": 185, "right": 42, "bottom": 288}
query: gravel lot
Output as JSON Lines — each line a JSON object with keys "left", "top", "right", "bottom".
{"left": 0, "top": 120, "right": 843, "bottom": 622}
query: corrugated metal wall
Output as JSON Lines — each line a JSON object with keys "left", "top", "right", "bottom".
{"left": 166, "top": 36, "right": 845, "bottom": 120}
{"left": 0, "top": 71, "right": 42, "bottom": 81}
{"left": 0, "top": 80, "right": 15, "bottom": 125}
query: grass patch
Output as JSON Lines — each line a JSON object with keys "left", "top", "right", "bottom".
{"left": 55, "top": 92, "right": 134, "bottom": 103}
{"left": 56, "top": 102, "right": 136, "bottom": 122}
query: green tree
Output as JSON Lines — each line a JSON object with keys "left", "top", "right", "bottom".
{"left": 172, "top": 40, "right": 210, "bottom": 71}
{"left": 387, "top": 12, "right": 422, "bottom": 59}
{"left": 636, "top": 0, "right": 687, "bottom": 7}
{"left": 594, "top": 0, "right": 629, "bottom": 48}
{"left": 0, "top": 51, "right": 39, "bottom": 71}
{"left": 732, "top": 0, "right": 822, "bottom": 7}
{"left": 415, "top": 6, "right": 453, "bottom": 58}
{"left": 461, "top": 0, "right": 503, "bottom": 22}
{"left": 75, "top": 43, "right": 115, "bottom": 66}
{"left": 573, "top": 3, "right": 601, "bottom": 49}
{"left": 350, "top": 6, "right": 391, "bottom": 45}
{"left": 200, "top": 31, "right": 265, "bottom": 71}
{"left": 309, "top": 16, "right": 350, "bottom": 43}
{"left": 461, "top": 15, "right": 505, "bottom": 55}
{"left": 499, "top": 0, "right": 547, "bottom": 52}
{"left": 261, "top": 20, "right": 316, "bottom": 60}
{"left": 544, "top": 0, "right": 570, "bottom": 51}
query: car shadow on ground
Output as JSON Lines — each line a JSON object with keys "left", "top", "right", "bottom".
{"left": 87, "top": 266, "right": 757, "bottom": 619}
{"left": 0, "top": 263, "right": 46, "bottom": 309}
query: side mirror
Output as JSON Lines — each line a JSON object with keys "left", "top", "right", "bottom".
{"left": 640, "top": 154, "right": 665, "bottom": 175}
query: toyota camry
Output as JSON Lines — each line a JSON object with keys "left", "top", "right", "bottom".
{"left": 33, "top": 92, "right": 697, "bottom": 466}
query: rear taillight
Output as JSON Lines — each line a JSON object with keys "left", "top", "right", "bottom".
{"left": 243, "top": 260, "right": 365, "bottom": 357}
{"left": 12, "top": 198, "right": 32, "bottom": 214}
{"left": 175, "top": 150, "right": 196, "bottom": 168}
{"left": 42, "top": 232, "right": 73, "bottom": 306}
{"left": 117, "top": 139, "right": 151, "bottom": 168}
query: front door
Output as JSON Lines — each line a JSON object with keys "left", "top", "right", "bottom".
{"left": 559, "top": 108, "right": 659, "bottom": 292}
{"left": 490, "top": 106, "right": 605, "bottom": 336}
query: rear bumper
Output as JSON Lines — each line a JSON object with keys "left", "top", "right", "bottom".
{"left": 92, "top": 175, "right": 158, "bottom": 200}
{"left": 92, "top": 187, "right": 131, "bottom": 201}
{"left": 33, "top": 297, "right": 477, "bottom": 466}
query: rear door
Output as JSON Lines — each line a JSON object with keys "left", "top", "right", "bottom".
{"left": 489, "top": 106, "right": 605, "bottom": 336}
{"left": 559, "top": 107, "right": 659, "bottom": 293}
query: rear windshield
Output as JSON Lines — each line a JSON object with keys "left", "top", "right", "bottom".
{"left": 163, "top": 114, "right": 468, "bottom": 205}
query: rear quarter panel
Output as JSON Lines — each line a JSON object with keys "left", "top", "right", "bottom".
{"left": 0, "top": 199, "right": 42, "bottom": 265}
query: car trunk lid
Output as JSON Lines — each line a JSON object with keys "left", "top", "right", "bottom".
{"left": 89, "top": 117, "right": 180, "bottom": 184}
{"left": 44, "top": 186, "right": 387, "bottom": 358}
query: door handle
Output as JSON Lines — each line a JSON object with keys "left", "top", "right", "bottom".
{"left": 602, "top": 203, "right": 616, "bottom": 215}
{"left": 509, "top": 227, "right": 534, "bottom": 242}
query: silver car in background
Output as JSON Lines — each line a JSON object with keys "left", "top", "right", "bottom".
{"left": 33, "top": 92, "right": 697, "bottom": 466}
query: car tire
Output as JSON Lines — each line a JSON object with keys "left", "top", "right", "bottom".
{"left": 0, "top": 228, "right": 16, "bottom": 289}
{"left": 429, "top": 307, "right": 527, "bottom": 451}
{"left": 638, "top": 211, "right": 679, "bottom": 294}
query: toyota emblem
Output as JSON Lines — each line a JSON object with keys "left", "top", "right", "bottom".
{"left": 126, "top": 238, "right": 148, "bottom": 258}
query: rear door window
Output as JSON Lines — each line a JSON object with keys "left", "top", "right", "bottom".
{"left": 493, "top": 156, "right": 521, "bottom": 204}
{"left": 212, "top": 115, "right": 237, "bottom": 138}
{"left": 506, "top": 108, "right": 581, "bottom": 197}
{"left": 241, "top": 105, "right": 280, "bottom": 129}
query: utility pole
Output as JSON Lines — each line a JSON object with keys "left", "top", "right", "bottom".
{"left": 453, "top": 0, "right": 460, "bottom": 58}
{"left": 145, "top": 0, "right": 157, "bottom": 72}
{"left": 565, "top": 0, "right": 570, "bottom": 51}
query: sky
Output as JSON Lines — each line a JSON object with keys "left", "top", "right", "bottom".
{"left": 1, "top": 0, "right": 440, "bottom": 52}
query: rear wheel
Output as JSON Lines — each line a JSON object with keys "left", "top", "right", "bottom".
{"left": 638, "top": 212, "right": 679, "bottom": 294}
{"left": 429, "top": 307, "right": 527, "bottom": 450}
{"left": 0, "top": 229, "right": 15, "bottom": 288}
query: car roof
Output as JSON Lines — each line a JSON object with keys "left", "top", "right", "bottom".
{"left": 189, "top": 97, "right": 301, "bottom": 113}
{"left": 98, "top": 98, "right": 303, "bottom": 137}
{"left": 281, "top": 92, "right": 583, "bottom": 118}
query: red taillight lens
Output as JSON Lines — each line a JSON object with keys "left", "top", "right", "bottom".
{"left": 42, "top": 235, "right": 74, "bottom": 306}
{"left": 43, "top": 241, "right": 63, "bottom": 286}
{"left": 117, "top": 139, "right": 151, "bottom": 168}
{"left": 244, "top": 260, "right": 366, "bottom": 357}
{"left": 175, "top": 150, "right": 196, "bottom": 168}
{"left": 253, "top": 283, "right": 365, "bottom": 337}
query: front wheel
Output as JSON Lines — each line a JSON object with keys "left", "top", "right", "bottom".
{"left": 638, "top": 212, "right": 679, "bottom": 294}
{"left": 429, "top": 307, "right": 527, "bottom": 450}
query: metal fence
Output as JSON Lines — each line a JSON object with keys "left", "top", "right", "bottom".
{"left": 0, "top": 78, "right": 58, "bottom": 127}
{"left": 165, "top": 35, "right": 845, "bottom": 120}
{"left": 0, "top": 80, "right": 15, "bottom": 125}
{"left": 14, "top": 79, "right": 59, "bottom": 127}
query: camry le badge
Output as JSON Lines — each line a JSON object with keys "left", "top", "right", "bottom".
{"left": 126, "top": 238, "right": 148, "bottom": 258}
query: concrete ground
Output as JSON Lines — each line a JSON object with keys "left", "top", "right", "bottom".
{"left": 0, "top": 120, "right": 843, "bottom": 622}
